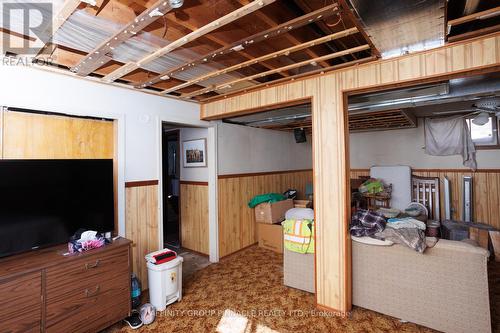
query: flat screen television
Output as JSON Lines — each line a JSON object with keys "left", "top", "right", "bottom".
{"left": 0, "top": 159, "right": 115, "bottom": 258}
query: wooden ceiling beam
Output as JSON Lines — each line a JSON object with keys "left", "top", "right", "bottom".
{"left": 237, "top": 0, "right": 330, "bottom": 67}
{"left": 337, "top": 0, "right": 380, "bottom": 58}
{"left": 182, "top": 44, "right": 370, "bottom": 99}
{"left": 292, "top": 0, "right": 355, "bottom": 61}
{"left": 102, "top": 0, "right": 277, "bottom": 83}
{"left": 447, "top": 24, "right": 500, "bottom": 42}
{"left": 34, "top": 0, "right": 81, "bottom": 55}
{"left": 448, "top": 5, "right": 500, "bottom": 28}
{"left": 161, "top": 15, "right": 289, "bottom": 78}
{"left": 137, "top": 3, "right": 339, "bottom": 88}
{"left": 199, "top": 56, "right": 376, "bottom": 103}
{"left": 160, "top": 28, "right": 358, "bottom": 94}
{"left": 71, "top": 0, "right": 175, "bottom": 76}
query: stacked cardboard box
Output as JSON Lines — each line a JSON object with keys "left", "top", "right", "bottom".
{"left": 254, "top": 199, "right": 293, "bottom": 253}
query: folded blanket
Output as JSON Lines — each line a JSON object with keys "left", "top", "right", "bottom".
{"left": 248, "top": 193, "right": 286, "bottom": 208}
{"left": 375, "top": 227, "right": 427, "bottom": 253}
{"left": 350, "top": 209, "right": 386, "bottom": 237}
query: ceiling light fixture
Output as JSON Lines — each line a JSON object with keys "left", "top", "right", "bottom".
{"left": 168, "top": 0, "right": 184, "bottom": 8}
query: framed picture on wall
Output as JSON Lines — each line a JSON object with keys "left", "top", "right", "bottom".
{"left": 182, "top": 138, "right": 207, "bottom": 168}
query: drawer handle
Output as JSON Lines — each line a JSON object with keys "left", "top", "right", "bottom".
{"left": 85, "top": 285, "right": 100, "bottom": 297}
{"left": 85, "top": 260, "right": 100, "bottom": 269}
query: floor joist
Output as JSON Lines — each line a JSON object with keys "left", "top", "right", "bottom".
{"left": 447, "top": 5, "right": 500, "bottom": 28}
{"left": 137, "top": 3, "right": 339, "bottom": 88}
{"left": 34, "top": 0, "right": 81, "bottom": 56}
{"left": 101, "top": 0, "right": 277, "bottom": 83}
{"left": 182, "top": 44, "right": 371, "bottom": 98}
{"left": 161, "top": 27, "right": 358, "bottom": 94}
{"left": 71, "top": 0, "right": 175, "bottom": 76}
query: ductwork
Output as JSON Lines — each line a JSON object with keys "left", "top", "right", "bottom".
{"left": 348, "top": 0, "right": 445, "bottom": 58}
{"left": 348, "top": 73, "right": 500, "bottom": 113}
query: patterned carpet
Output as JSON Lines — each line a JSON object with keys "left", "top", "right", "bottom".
{"left": 108, "top": 245, "right": 499, "bottom": 333}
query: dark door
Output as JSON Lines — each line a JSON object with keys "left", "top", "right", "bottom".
{"left": 162, "top": 128, "right": 180, "bottom": 248}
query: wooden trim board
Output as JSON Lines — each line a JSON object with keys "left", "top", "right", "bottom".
{"left": 201, "top": 32, "right": 500, "bottom": 313}
{"left": 125, "top": 180, "right": 159, "bottom": 187}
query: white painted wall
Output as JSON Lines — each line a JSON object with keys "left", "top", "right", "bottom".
{"left": 217, "top": 122, "right": 312, "bottom": 175}
{"left": 349, "top": 119, "right": 500, "bottom": 169}
{"left": 0, "top": 65, "right": 210, "bottom": 238}
{"left": 179, "top": 127, "right": 208, "bottom": 182}
{"left": 0, "top": 65, "right": 206, "bottom": 181}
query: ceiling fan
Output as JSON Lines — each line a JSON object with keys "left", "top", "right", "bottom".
{"left": 471, "top": 99, "right": 500, "bottom": 125}
{"left": 431, "top": 98, "right": 500, "bottom": 125}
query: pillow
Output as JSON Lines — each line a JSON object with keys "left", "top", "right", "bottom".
{"left": 285, "top": 208, "right": 314, "bottom": 220}
{"left": 351, "top": 235, "right": 394, "bottom": 246}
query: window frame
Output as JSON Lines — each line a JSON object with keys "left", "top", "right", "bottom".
{"left": 466, "top": 115, "right": 500, "bottom": 150}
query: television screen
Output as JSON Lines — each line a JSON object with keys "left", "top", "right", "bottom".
{"left": 0, "top": 159, "right": 115, "bottom": 258}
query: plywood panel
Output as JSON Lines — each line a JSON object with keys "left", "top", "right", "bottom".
{"left": 350, "top": 168, "right": 500, "bottom": 230}
{"left": 202, "top": 33, "right": 500, "bottom": 312}
{"left": 3, "top": 111, "right": 114, "bottom": 159}
{"left": 125, "top": 184, "right": 159, "bottom": 289}
{"left": 180, "top": 183, "right": 209, "bottom": 255}
{"left": 218, "top": 170, "right": 313, "bottom": 257}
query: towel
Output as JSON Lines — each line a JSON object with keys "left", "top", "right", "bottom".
{"left": 424, "top": 116, "right": 476, "bottom": 170}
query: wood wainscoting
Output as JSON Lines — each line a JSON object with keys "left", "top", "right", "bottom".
{"left": 202, "top": 33, "right": 500, "bottom": 312}
{"left": 180, "top": 181, "right": 209, "bottom": 255}
{"left": 351, "top": 169, "right": 500, "bottom": 230}
{"left": 125, "top": 181, "right": 159, "bottom": 288}
{"left": 218, "top": 169, "right": 313, "bottom": 257}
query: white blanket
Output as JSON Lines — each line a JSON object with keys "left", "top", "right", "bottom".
{"left": 424, "top": 116, "right": 476, "bottom": 170}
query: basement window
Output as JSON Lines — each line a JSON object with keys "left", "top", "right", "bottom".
{"left": 466, "top": 115, "right": 499, "bottom": 149}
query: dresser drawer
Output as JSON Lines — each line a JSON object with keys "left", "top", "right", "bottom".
{"left": 46, "top": 246, "right": 129, "bottom": 299}
{"left": 0, "top": 271, "right": 42, "bottom": 333}
{"left": 46, "top": 269, "right": 129, "bottom": 333}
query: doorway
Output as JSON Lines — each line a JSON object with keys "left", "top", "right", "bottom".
{"left": 162, "top": 127, "right": 181, "bottom": 249}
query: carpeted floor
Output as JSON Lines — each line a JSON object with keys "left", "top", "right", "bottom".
{"left": 177, "top": 248, "right": 212, "bottom": 281}
{"left": 108, "top": 245, "right": 460, "bottom": 333}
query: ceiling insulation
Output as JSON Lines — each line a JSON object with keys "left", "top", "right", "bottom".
{"left": 348, "top": 0, "right": 445, "bottom": 58}
{"left": 0, "top": 0, "right": 254, "bottom": 90}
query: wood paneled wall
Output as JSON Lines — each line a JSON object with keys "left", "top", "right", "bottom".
{"left": 202, "top": 34, "right": 500, "bottom": 312}
{"left": 180, "top": 182, "right": 209, "bottom": 255}
{"left": 2, "top": 111, "right": 114, "bottom": 159}
{"left": 218, "top": 169, "right": 313, "bottom": 257}
{"left": 350, "top": 169, "right": 500, "bottom": 230}
{"left": 125, "top": 183, "right": 159, "bottom": 289}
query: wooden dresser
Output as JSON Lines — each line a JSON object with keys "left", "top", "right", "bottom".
{"left": 0, "top": 238, "right": 131, "bottom": 333}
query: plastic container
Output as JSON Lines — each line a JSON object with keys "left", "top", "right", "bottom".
{"left": 145, "top": 252, "right": 183, "bottom": 311}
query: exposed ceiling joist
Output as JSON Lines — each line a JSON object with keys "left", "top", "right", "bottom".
{"left": 162, "top": 11, "right": 289, "bottom": 77}
{"left": 34, "top": 0, "right": 81, "bottom": 55}
{"left": 200, "top": 56, "right": 377, "bottom": 103}
{"left": 183, "top": 44, "right": 370, "bottom": 98}
{"left": 293, "top": 0, "right": 354, "bottom": 62}
{"left": 337, "top": 0, "right": 380, "bottom": 58}
{"left": 71, "top": 0, "right": 175, "bottom": 76}
{"left": 101, "top": 0, "right": 277, "bottom": 83}
{"left": 237, "top": 0, "right": 330, "bottom": 67}
{"left": 137, "top": 3, "right": 339, "bottom": 88}
{"left": 447, "top": 24, "right": 500, "bottom": 42}
{"left": 161, "top": 27, "right": 358, "bottom": 94}
{"left": 447, "top": 5, "right": 500, "bottom": 29}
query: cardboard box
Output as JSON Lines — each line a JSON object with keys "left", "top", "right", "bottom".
{"left": 293, "top": 199, "right": 312, "bottom": 208}
{"left": 257, "top": 223, "right": 283, "bottom": 253}
{"left": 254, "top": 199, "right": 294, "bottom": 224}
